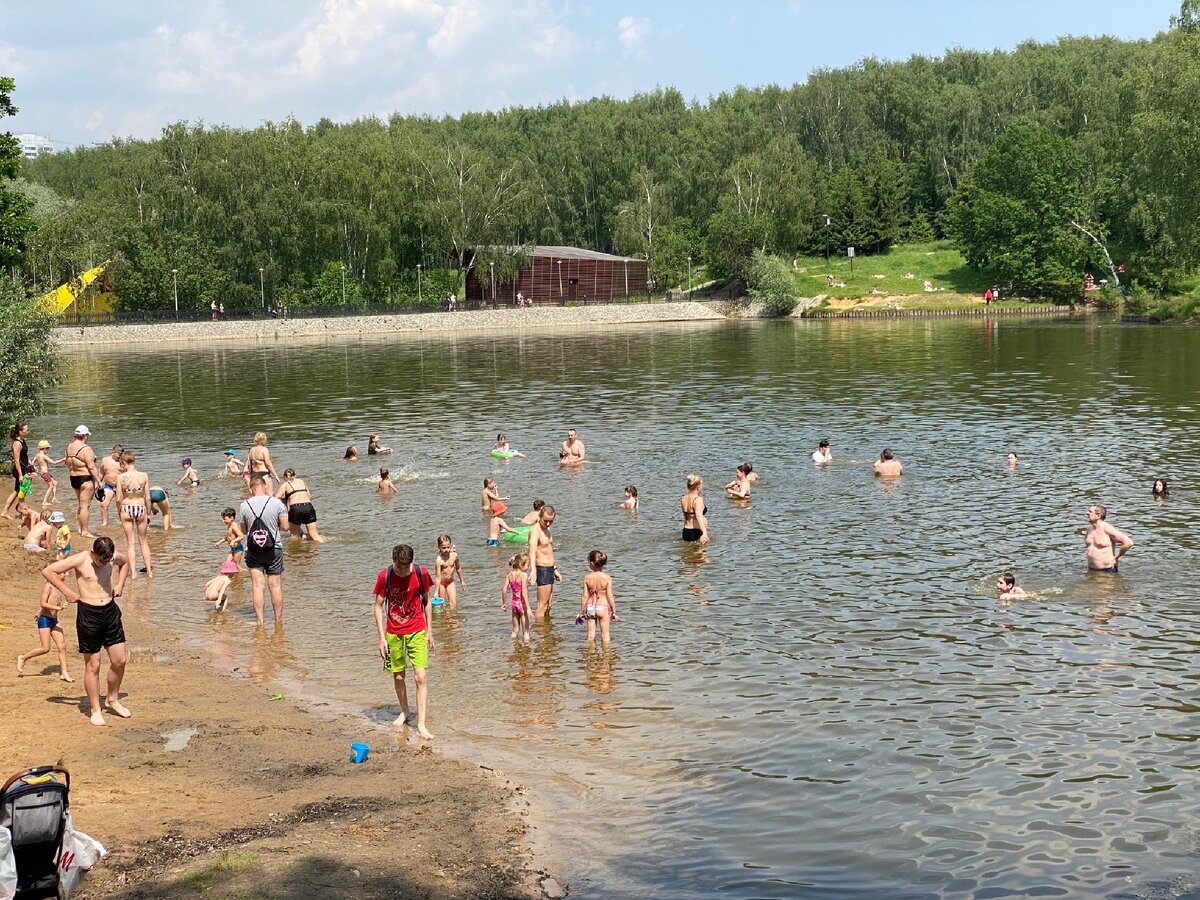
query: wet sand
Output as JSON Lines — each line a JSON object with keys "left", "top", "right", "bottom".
{"left": 0, "top": 540, "right": 549, "bottom": 899}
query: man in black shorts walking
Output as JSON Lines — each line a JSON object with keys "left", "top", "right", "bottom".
{"left": 42, "top": 536, "right": 131, "bottom": 726}
{"left": 237, "top": 475, "right": 290, "bottom": 627}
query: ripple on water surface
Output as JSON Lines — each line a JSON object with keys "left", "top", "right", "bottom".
{"left": 40, "top": 318, "right": 1200, "bottom": 898}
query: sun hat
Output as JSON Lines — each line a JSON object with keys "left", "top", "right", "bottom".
{"left": 492, "top": 502, "right": 508, "bottom": 515}
{"left": 219, "top": 561, "right": 238, "bottom": 575}
{"left": 225, "top": 449, "right": 236, "bottom": 455}
{"left": 74, "top": 425, "right": 90, "bottom": 436}
{"left": 37, "top": 440, "right": 50, "bottom": 449}
{"left": 48, "top": 511, "right": 66, "bottom": 523}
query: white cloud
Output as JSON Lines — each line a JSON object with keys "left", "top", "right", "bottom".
{"left": 617, "top": 15, "right": 650, "bottom": 56}
{"left": 294, "top": 0, "right": 440, "bottom": 77}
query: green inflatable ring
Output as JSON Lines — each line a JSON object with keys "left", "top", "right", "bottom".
{"left": 503, "top": 525, "right": 532, "bottom": 543}
{"left": 491, "top": 450, "right": 516, "bottom": 460}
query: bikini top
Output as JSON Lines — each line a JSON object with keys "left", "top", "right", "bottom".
{"left": 282, "top": 480, "right": 309, "bottom": 501}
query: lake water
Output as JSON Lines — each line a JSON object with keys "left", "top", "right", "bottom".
{"left": 41, "top": 317, "right": 1200, "bottom": 898}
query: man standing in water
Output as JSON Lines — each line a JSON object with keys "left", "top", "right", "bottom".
{"left": 874, "top": 448, "right": 904, "bottom": 478}
{"left": 560, "top": 429, "right": 586, "bottom": 465}
{"left": 97, "top": 444, "right": 123, "bottom": 527}
{"left": 237, "top": 475, "right": 290, "bottom": 626}
{"left": 527, "top": 504, "right": 560, "bottom": 618}
{"left": 64, "top": 426, "right": 103, "bottom": 538}
{"left": 41, "top": 536, "right": 131, "bottom": 726}
{"left": 1085, "top": 505, "right": 1133, "bottom": 573}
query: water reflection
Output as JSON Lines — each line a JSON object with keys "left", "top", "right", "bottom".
{"left": 37, "top": 318, "right": 1200, "bottom": 898}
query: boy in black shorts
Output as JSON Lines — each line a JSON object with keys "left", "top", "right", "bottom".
{"left": 42, "top": 536, "right": 131, "bottom": 726}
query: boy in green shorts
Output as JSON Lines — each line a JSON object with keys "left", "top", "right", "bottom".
{"left": 374, "top": 543, "right": 435, "bottom": 739}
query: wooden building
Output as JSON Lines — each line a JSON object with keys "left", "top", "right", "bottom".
{"left": 464, "top": 246, "right": 648, "bottom": 304}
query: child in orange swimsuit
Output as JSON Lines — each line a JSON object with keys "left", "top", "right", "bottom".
{"left": 502, "top": 552, "right": 531, "bottom": 645}
{"left": 433, "top": 534, "right": 467, "bottom": 610}
{"left": 580, "top": 550, "right": 617, "bottom": 645}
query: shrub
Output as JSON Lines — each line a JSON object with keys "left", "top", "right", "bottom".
{"left": 0, "top": 280, "right": 58, "bottom": 472}
{"left": 747, "top": 250, "right": 797, "bottom": 316}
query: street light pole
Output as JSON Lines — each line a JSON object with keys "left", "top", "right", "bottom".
{"left": 340, "top": 263, "right": 346, "bottom": 305}
{"left": 556, "top": 259, "right": 563, "bottom": 302}
{"left": 489, "top": 261, "right": 495, "bottom": 308}
{"left": 172, "top": 268, "right": 179, "bottom": 315}
{"left": 687, "top": 255, "right": 692, "bottom": 295}
{"left": 417, "top": 264, "right": 422, "bottom": 305}
{"left": 259, "top": 267, "right": 265, "bottom": 308}
{"left": 823, "top": 215, "right": 831, "bottom": 268}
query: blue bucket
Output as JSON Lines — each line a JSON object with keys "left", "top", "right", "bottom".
{"left": 349, "top": 742, "right": 370, "bottom": 764}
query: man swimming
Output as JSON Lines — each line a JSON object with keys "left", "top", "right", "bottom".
{"left": 560, "top": 429, "right": 586, "bottom": 465}
{"left": 1085, "top": 505, "right": 1133, "bottom": 573}
{"left": 873, "top": 448, "right": 903, "bottom": 478}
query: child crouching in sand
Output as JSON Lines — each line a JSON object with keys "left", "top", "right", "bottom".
{"left": 580, "top": 550, "right": 617, "bottom": 645}
{"left": 502, "top": 552, "right": 531, "bottom": 644}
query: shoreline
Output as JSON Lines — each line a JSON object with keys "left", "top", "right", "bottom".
{"left": 0, "top": 540, "right": 551, "bottom": 899}
{"left": 51, "top": 298, "right": 1087, "bottom": 346}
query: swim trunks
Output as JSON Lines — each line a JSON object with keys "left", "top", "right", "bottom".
{"left": 39, "top": 471, "right": 53, "bottom": 484}
{"left": 245, "top": 546, "right": 284, "bottom": 576}
{"left": 36, "top": 613, "right": 58, "bottom": 630}
{"left": 149, "top": 488, "right": 167, "bottom": 504}
{"left": 536, "top": 565, "right": 556, "bottom": 586}
{"left": 230, "top": 542, "right": 245, "bottom": 553}
{"left": 486, "top": 539, "right": 501, "bottom": 547}
{"left": 681, "top": 528, "right": 703, "bottom": 542}
{"left": 22, "top": 543, "right": 42, "bottom": 552}
{"left": 76, "top": 600, "right": 125, "bottom": 654}
{"left": 439, "top": 579, "right": 453, "bottom": 588}
{"left": 384, "top": 630, "right": 428, "bottom": 671}
{"left": 288, "top": 502, "right": 317, "bottom": 525}
{"left": 1096, "top": 565, "right": 1119, "bottom": 574}
{"left": 69, "top": 475, "right": 90, "bottom": 491}
{"left": 103, "top": 483, "right": 116, "bottom": 494}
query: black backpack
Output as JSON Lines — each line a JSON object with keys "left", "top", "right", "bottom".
{"left": 247, "top": 498, "right": 276, "bottom": 553}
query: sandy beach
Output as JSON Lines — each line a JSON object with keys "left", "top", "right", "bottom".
{"left": 0, "top": 538, "right": 550, "bottom": 899}
{"left": 54, "top": 301, "right": 727, "bottom": 346}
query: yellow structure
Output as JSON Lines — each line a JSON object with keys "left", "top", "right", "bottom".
{"left": 41, "top": 261, "right": 114, "bottom": 316}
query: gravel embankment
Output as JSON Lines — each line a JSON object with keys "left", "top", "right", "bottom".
{"left": 55, "top": 301, "right": 727, "bottom": 346}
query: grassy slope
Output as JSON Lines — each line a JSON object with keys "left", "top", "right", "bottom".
{"left": 790, "top": 241, "right": 1011, "bottom": 304}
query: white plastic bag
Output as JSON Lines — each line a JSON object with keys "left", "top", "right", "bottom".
{"left": 0, "top": 825, "right": 17, "bottom": 900}
{"left": 57, "top": 813, "right": 106, "bottom": 899}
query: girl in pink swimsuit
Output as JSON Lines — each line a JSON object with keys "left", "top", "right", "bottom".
{"left": 502, "top": 552, "right": 531, "bottom": 645}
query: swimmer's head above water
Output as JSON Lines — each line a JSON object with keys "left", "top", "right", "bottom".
{"left": 1153, "top": 478, "right": 1169, "bottom": 497}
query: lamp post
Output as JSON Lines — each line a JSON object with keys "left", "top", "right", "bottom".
{"left": 556, "top": 259, "right": 563, "bottom": 302}
{"left": 823, "top": 214, "right": 831, "bottom": 268}
{"left": 172, "top": 268, "right": 179, "bottom": 315}
{"left": 340, "top": 263, "right": 346, "bottom": 305}
{"left": 259, "top": 267, "right": 265, "bottom": 308}
{"left": 489, "top": 261, "right": 495, "bottom": 308}
{"left": 416, "top": 263, "right": 422, "bottom": 305}
{"left": 687, "top": 255, "right": 692, "bottom": 295}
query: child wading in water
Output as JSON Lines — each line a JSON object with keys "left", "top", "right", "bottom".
{"left": 377, "top": 467, "right": 398, "bottom": 495}
{"left": 486, "top": 502, "right": 517, "bottom": 547}
{"left": 178, "top": 458, "right": 200, "bottom": 486}
{"left": 373, "top": 543, "right": 435, "bottom": 740}
{"left": 433, "top": 534, "right": 467, "bottom": 609}
{"left": 214, "top": 507, "right": 245, "bottom": 569}
{"left": 204, "top": 560, "right": 239, "bottom": 610}
{"left": 502, "top": 552, "right": 532, "bottom": 644}
{"left": 580, "top": 550, "right": 617, "bottom": 645}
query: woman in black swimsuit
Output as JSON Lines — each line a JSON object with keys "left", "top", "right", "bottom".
{"left": 1, "top": 422, "right": 31, "bottom": 519}
{"left": 275, "top": 468, "right": 327, "bottom": 543}
{"left": 680, "top": 474, "right": 709, "bottom": 544}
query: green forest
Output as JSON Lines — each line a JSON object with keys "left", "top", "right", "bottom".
{"left": 6, "top": 2, "right": 1200, "bottom": 312}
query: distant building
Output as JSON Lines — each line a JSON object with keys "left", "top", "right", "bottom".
{"left": 15, "top": 133, "right": 53, "bottom": 159}
{"left": 463, "top": 246, "right": 648, "bottom": 305}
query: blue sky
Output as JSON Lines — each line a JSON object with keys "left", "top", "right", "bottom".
{"left": 0, "top": 0, "right": 1179, "bottom": 148}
